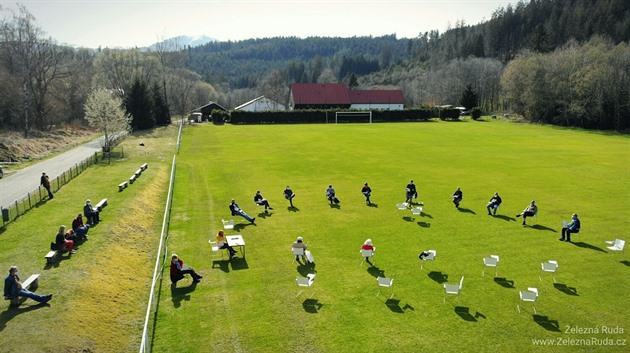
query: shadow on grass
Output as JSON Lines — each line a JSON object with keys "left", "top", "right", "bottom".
{"left": 402, "top": 216, "right": 414, "bottom": 222}
{"left": 428, "top": 271, "right": 448, "bottom": 284}
{"left": 571, "top": 241, "right": 607, "bottom": 253}
{"left": 297, "top": 262, "right": 317, "bottom": 276}
{"left": 457, "top": 207, "right": 476, "bottom": 215}
{"left": 234, "top": 223, "right": 256, "bottom": 231}
{"left": 533, "top": 314, "right": 561, "bottom": 332}
{"left": 301, "top": 298, "right": 323, "bottom": 313}
{"left": 621, "top": 260, "right": 630, "bottom": 267}
{"left": 455, "top": 306, "right": 486, "bottom": 322}
{"left": 43, "top": 252, "right": 73, "bottom": 270}
{"left": 529, "top": 224, "right": 557, "bottom": 232}
{"left": 329, "top": 203, "right": 340, "bottom": 209}
{"left": 421, "top": 212, "right": 433, "bottom": 219}
{"left": 0, "top": 302, "right": 49, "bottom": 332}
{"left": 230, "top": 257, "right": 249, "bottom": 270}
{"left": 287, "top": 206, "right": 300, "bottom": 212}
{"left": 494, "top": 277, "right": 515, "bottom": 288}
{"left": 367, "top": 203, "right": 379, "bottom": 208}
{"left": 257, "top": 211, "right": 272, "bottom": 219}
{"left": 212, "top": 260, "right": 230, "bottom": 272}
{"left": 554, "top": 283, "right": 578, "bottom": 296}
{"left": 367, "top": 266, "right": 384, "bottom": 278}
{"left": 170, "top": 281, "right": 198, "bottom": 308}
{"left": 384, "top": 298, "right": 406, "bottom": 313}
{"left": 493, "top": 214, "right": 516, "bottom": 222}
{"left": 417, "top": 222, "right": 431, "bottom": 228}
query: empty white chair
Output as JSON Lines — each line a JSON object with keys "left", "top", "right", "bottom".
{"left": 292, "top": 247, "right": 305, "bottom": 264}
{"left": 518, "top": 287, "right": 539, "bottom": 314}
{"left": 482, "top": 255, "right": 500, "bottom": 277}
{"left": 411, "top": 207, "right": 423, "bottom": 215}
{"left": 296, "top": 273, "right": 316, "bottom": 298}
{"left": 222, "top": 219, "right": 235, "bottom": 230}
{"left": 376, "top": 276, "right": 395, "bottom": 299}
{"left": 540, "top": 260, "right": 558, "bottom": 283}
{"left": 419, "top": 250, "right": 436, "bottom": 270}
{"left": 443, "top": 276, "right": 464, "bottom": 303}
{"left": 606, "top": 239, "right": 625, "bottom": 254}
{"left": 209, "top": 240, "right": 227, "bottom": 260}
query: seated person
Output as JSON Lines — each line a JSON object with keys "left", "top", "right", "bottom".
{"left": 451, "top": 187, "right": 463, "bottom": 208}
{"left": 516, "top": 200, "right": 538, "bottom": 225}
{"left": 560, "top": 213, "right": 580, "bottom": 242}
{"left": 229, "top": 199, "right": 255, "bottom": 223}
{"left": 486, "top": 192, "right": 502, "bottom": 215}
{"left": 71, "top": 214, "right": 90, "bottom": 240}
{"left": 4, "top": 266, "right": 52, "bottom": 304}
{"left": 284, "top": 186, "right": 296, "bottom": 207}
{"left": 361, "top": 183, "right": 372, "bottom": 205}
{"left": 83, "top": 199, "right": 100, "bottom": 225}
{"left": 254, "top": 190, "right": 273, "bottom": 211}
{"left": 325, "top": 185, "right": 338, "bottom": 205}
{"left": 216, "top": 230, "right": 237, "bottom": 258}
{"left": 55, "top": 225, "right": 76, "bottom": 254}
{"left": 170, "top": 254, "right": 202, "bottom": 284}
{"left": 360, "top": 239, "right": 375, "bottom": 260}
{"left": 292, "top": 236, "right": 308, "bottom": 262}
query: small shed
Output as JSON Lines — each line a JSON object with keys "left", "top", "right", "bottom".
{"left": 192, "top": 102, "right": 229, "bottom": 121}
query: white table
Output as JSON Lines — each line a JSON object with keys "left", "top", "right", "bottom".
{"left": 227, "top": 235, "right": 246, "bottom": 258}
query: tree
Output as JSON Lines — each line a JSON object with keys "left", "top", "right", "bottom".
{"left": 124, "top": 78, "right": 155, "bottom": 130}
{"left": 84, "top": 88, "right": 130, "bottom": 150}
{"left": 459, "top": 84, "right": 479, "bottom": 110}
{"left": 152, "top": 82, "right": 170, "bottom": 126}
{"left": 348, "top": 74, "right": 359, "bottom": 89}
{"left": 258, "top": 69, "right": 287, "bottom": 108}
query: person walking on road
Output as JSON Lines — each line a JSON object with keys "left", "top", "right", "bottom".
{"left": 40, "top": 172, "right": 53, "bottom": 199}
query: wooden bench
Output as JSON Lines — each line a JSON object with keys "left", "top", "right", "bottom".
{"left": 118, "top": 181, "right": 128, "bottom": 192}
{"left": 8, "top": 274, "right": 40, "bottom": 305}
{"left": 45, "top": 250, "right": 59, "bottom": 264}
{"left": 129, "top": 174, "right": 137, "bottom": 184}
{"left": 95, "top": 198, "right": 108, "bottom": 211}
{"left": 134, "top": 168, "right": 142, "bottom": 177}
{"left": 140, "top": 163, "right": 148, "bottom": 171}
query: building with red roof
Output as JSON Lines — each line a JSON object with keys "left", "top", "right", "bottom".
{"left": 289, "top": 83, "right": 404, "bottom": 110}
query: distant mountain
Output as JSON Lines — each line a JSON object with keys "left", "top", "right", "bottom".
{"left": 149, "top": 35, "right": 216, "bottom": 51}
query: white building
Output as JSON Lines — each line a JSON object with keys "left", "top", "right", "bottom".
{"left": 234, "top": 96, "right": 285, "bottom": 112}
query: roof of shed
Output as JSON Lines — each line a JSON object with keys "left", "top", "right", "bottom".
{"left": 291, "top": 83, "right": 351, "bottom": 105}
{"left": 349, "top": 90, "right": 405, "bottom": 104}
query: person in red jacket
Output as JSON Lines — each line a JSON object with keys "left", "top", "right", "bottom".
{"left": 170, "top": 254, "right": 202, "bottom": 284}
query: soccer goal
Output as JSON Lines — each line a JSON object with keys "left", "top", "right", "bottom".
{"left": 334, "top": 111, "right": 373, "bottom": 124}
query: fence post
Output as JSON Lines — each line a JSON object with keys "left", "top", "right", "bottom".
{"left": 14, "top": 200, "right": 19, "bottom": 219}
{"left": 27, "top": 192, "right": 31, "bottom": 209}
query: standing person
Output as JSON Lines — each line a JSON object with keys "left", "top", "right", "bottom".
{"left": 405, "top": 180, "right": 417, "bottom": 204}
{"left": 292, "top": 236, "right": 308, "bottom": 263}
{"left": 4, "top": 266, "right": 52, "bottom": 304}
{"left": 486, "top": 192, "right": 502, "bottom": 215}
{"left": 325, "top": 185, "right": 338, "bottom": 205}
{"left": 254, "top": 190, "right": 273, "bottom": 211}
{"left": 516, "top": 200, "right": 538, "bottom": 226}
{"left": 361, "top": 183, "right": 372, "bottom": 205}
{"left": 216, "top": 230, "right": 237, "bottom": 259}
{"left": 284, "top": 186, "right": 296, "bottom": 207}
{"left": 71, "top": 214, "right": 90, "bottom": 240}
{"left": 83, "top": 199, "right": 100, "bottom": 225}
{"left": 560, "top": 213, "right": 580, "bottom": 242}
{"left": 55, "top": 225, "right": 76, "bottom": 254}
{"left": 40, "top": 172, "right": 53, "bottom": 199}
{"left": 170, "top": 254, "right": 203, "bottom": 284}
{"left": 451, "top": 187, "right": 463, "bottom": 208}
{"left": 229, "top": 199, "right": 255, "bottom": 223}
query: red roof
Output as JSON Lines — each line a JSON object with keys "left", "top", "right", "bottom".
{"left": 291, "top": 83, "right": 351, "bottom": 105}
{"left": 349, "top": 90, "right": 404, "bottom": 104}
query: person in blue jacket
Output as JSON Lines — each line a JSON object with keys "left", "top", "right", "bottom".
{"left": 560, "top": 213, "right": 580, "bottom": 242}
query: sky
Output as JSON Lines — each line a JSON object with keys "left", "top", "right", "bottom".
{"left": 2, "top": 1, "right": 521, "bottom": 49}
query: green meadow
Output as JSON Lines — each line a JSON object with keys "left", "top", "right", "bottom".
{"left": 152, "top": 120, "right": 629, "bottom": 352}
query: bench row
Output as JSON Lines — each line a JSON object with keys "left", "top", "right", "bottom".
{"left": 119, "top": 163, "right": 148, "bottom": 192}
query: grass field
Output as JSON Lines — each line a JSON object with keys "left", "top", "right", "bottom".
{"left": 151, "top": 120, "right": 629, "bottom": 353}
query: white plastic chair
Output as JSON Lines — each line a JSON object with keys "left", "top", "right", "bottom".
{"left": 222, "top": 219, "right": 235, "bottom": 230}
{"left": 292, "top": 247, "right": 306, "bottom": 264}
{"left": 605, "top": 239, "right": 625, "bottom": 255}
{"left": 360, "top": 248, "right": 375, "bottom": 266}
{"left": 396, "top": 203, "right": 408, "bottom": 211}
{"left": 209, "top": 240, "right": 227, "bottom": 260}
{"left": 443, "top": 276, "right": 464, "bottom": 303}
{"left": 419, "top": 249, "right": 436, "bottom": 270}
{"left": 518, "top": 287, "right": 539, "bottom": 314}
{"left": 376, "top": 276, "right": 395, "bottom": 299}
{"left": 296, "top": 273, "right": 316, "bottom": 298}
{"left": 482, "top": 255, "right": 500, "bottom": 277}
{"left": 411, "top": 207, "right": 423, "bottom": 216}
{"left": 540, "top": 260, "right": 558, "bottom": 283}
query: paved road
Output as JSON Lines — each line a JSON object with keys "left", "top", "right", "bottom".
{"left": 0, "top": 137, "right": 104, "bottom": 209}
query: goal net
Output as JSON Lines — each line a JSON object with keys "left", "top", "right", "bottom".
{"left": 334, "top": 111, "right": 373, "bottom": 124}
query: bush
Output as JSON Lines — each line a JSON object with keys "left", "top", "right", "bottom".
{"left": 471, "top": 107, "right": 482, "bottom": 120}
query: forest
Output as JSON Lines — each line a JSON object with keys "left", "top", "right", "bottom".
{"left": 0, "top": 0, "right": 628, "bottom": 134}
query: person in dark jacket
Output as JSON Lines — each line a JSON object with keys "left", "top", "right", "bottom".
{"left": 4, "top": 266, "right": 52, "bottom": 304}
{"left": 254, "top": 191, "right": 273, "bottom": 211}
{"left": 40, "top": 172, "right": 53, "bottom": 199}
{"left": 451, "top": 187, "right": 463, "bottom": 208}
{"left": 405, "top": 180, "right": 417, "bottom": 204}
{"left": 361, "top": 183, "right": 372, "bottom": 205}
{"left": 229, "top": 199, "right": 255, "bottom": 223}
{"left": 170, "top": 254, "right": 202, "bottom": 284}
{"left": 284, "top": 186, "right": 296, "bottom": 207}
{"left": 83, "top": 199, "right": 100, "bottom": 225}
{"left": 55, "top": 225, "right": 76, "bottom": 254}
{"left": 486, "top": 192, "right": 502, "bottom": 215}
{"left": 560, "top": 213, "right": 580, "bottom": 242}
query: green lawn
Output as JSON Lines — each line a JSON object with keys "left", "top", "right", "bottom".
{"left": 152, "top": 120, "right": 629, "bottom": 353}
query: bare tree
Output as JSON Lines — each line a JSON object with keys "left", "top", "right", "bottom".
{"left": 258, "top": 69, "right": 288, "bottom": 108}
{"left": 84, "top": 88, "right": 131, "bottom": 150}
